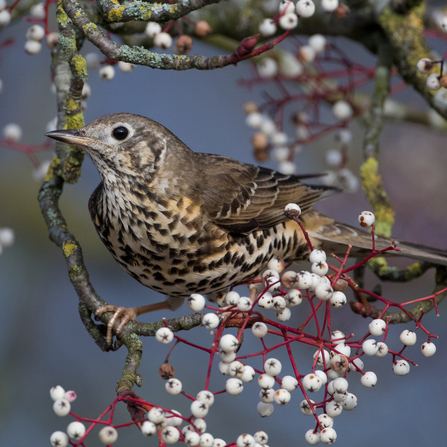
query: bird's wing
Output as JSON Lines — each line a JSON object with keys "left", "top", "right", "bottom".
{"left": 197, "top": 154, "right": 339, "bottom": 234}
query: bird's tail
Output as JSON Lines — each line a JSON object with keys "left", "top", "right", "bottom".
{"left": 306, "top": 213, "right": 447, "bottom": 266}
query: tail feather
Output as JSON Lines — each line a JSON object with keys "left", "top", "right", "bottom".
{"left": 308, "top": 219, "right": 447, "bottom": 267}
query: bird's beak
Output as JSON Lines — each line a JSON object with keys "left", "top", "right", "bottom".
{"left": 45, "top": 129, "right": 94, "bottom": 147}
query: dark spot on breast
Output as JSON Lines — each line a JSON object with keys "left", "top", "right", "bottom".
{"left": 153, "top": 272, "right": 166, "bottom": 281}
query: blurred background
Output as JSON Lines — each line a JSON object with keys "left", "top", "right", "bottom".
{"left": 1, "top": 7, "right": 447, "bottom": 447}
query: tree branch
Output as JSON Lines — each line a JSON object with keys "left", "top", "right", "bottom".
{"left": 97, "top": 0, "right": 221, "bottom": 24}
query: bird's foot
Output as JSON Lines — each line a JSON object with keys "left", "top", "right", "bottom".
{"left": 96, "top": 301, "right": 171, "bottom": 344}
{"left": 96, "top": 305, "right": 139, "bottom": 345}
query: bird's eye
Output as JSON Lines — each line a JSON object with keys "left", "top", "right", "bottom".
{"left": 112, "top": 126, "right": 129, "bottom": 140}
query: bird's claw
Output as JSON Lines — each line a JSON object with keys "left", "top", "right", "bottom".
{"left": 96, "top": 305, "right": 139, "bottom": 345}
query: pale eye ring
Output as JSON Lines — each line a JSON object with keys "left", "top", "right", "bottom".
{"left": 112, "top": 126, "right": 129, "bottom": 140}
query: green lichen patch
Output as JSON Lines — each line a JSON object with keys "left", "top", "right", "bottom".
{"left": 63, "top": 241, "right": 77, "bottom": 257}
{"left": 360, "top": 157, "right": 395, "bottom": 237}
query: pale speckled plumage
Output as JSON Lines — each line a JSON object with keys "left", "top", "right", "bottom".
{"left": 46, "top": 113, "right": 447, "bottom": 302}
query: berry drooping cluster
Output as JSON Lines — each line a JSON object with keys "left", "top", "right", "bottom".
{"left": 240, "top": 31, "right": 374, "bottom": 190}
{"left": 50, "top": 209, "right": 443, "bottom": 446}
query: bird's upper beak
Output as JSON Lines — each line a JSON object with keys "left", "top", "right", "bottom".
{"left": 45, "top": 129, "right": 94, "bottom": 147}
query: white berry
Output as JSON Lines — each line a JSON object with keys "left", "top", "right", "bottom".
{"left": 305, "top": 429, "right": 320, "bottom": 445}
{"left": 321, "top": 0, "right": 339, "bottom": 12}
{"left": 329, "top": 291, "right": 347, "bottom": 308}
{"left": 196, "top": 390, "right": 214, "bottom": 407}
{"left": 426, "top": 73, "right": 441, "bottom": 90}
{"left": 241, "top": 365, "right": 256, "bottom": 382}
{"left": 399, "top": 329, "right": 417, "bottom": 346}
{"left": 264, "top": 358, "right": 282, "bottom": 376}
{"left": 320, "top": 427, "right": 337, "bottom": 445}
{"left": 202, "top": 313, "right": 219, "bottom": 329}
{"left": 191, "top": 400, "right": 209, "bottom": 418}
{"left": 252, "top": 322, "right": 268, "bottom": 338}
{"left": 299, "top": 398, "right": 315, "bottom": 416}
{"left": 220, "top": 333, "right": 239, "bottom": 351}
{"left": 30, "top": 3, "right": 46, "bottom": 19}
{"left": 257, "top": 58, "right": 278, "bottom": 78}
{"left": 313, "top": 349, "right": 330, "bottom": 367}
{"left": 299, "top": 45, "right": 316, "bottom": 63}
{"left": 259, "top": 388, "right": 275, "bottom": 403}
{"left": 257, "top": 402, "right": 274, "bottom": 417}
{"left": 315, "top": 283, "right": 333, "bottom": 301}
{"left": 145, "top": 22, "right": 162, "bottom": 38}
{"left": 369, "top": 319, "right": 386, "bottom": 336}
{"left": 0, "top": 9, "right": 11, "bottom": 26}
{"left": 279, "top": 0, "right": 295, "bottom": 14}
{"left": 259, "top": 18, "right": 277, "bottom": 37}
{"left": 375, "top": 342, "right": 388, "bottom": 357}
{"left": 154, "top": 32, "right": 172, "bottom": 49}
{"left": 148, "top": 407, "right": 165, "bottom": 423}
{"left": 26, "top": 24, "right": 45, "bottom": 42}
{"left": 165, "top": 378, "right": 182, "bottom": 395}
{"left": 276, "top": 307, "right": 292, "bottom": 321}
{"left": 258, "top": 374, "right": 275, "bottom": 389}
{"left": 362, "top": 339, "right": 379, "bottom": 356}
{"left": 237, "top": 434, "right": 255, "bottom": 447}
{"left": 361, "top": 371, "right": 377, "bottom": 387}
{"left": 50, "top": 431, "right": 69, "bottom": 447}
{"left": 326, "top": 400, "right": 343, "bottom": 417}
{"left": 99, "top": 65, "right": 115, "bottom": 81}
{"left": 325, "top": 149, "right": 342, "bottom": 168}
{"left": 331, "top": 330, "right": 345, "bottom": 344}
{"left": 342, "top": 393, "right": 358, "bottom": 410}
{"left": 118, "top": 61, "right": 135, "bottom": 73}
{"left": 285, "top": 203, "right": 302, "bottom": 215}
{"left": 156, "top": 327, "right": 174, "bottom": 344}
{"left": 162, "top": 426, "right": 180, "bottom": 444}
{"left": 237, "top": 296, "right": 252, "bottom": 311}
{"left": 296, "top": 0, "right": 315, "bottom": 17}
{"left": 141, "top": 421, "right": 156, "bottom": 436}
{"left": 332, "top": 100, "right": 353, "bottom": 120}
{"left": 50, "top": 385, "right": 65, "bottom": 401}
{"left": 225, "top": 290, "right": 240, "bottom": 306}
{"left": 281, "top": 375, "right": 298, "bottom": 392}
{"left": 53, "top": 399, "right": 71, "bottom": 416}
{"left": 3, "top": 123, "right": 22, "bottom": 142}
{"left": 254, "top": 431, "right": 268, "bottom": 445}
{"left": 188, "top": 293, "right": 205, "bottom": 312}
{"left": 302, "top": 373, "right": 322, "bottom": 392}
{"left": 246, "top": 112, "right": 264, "bottom": 128}
{"left": 24, "top": 39, "right": 42, "bottom": 55}
{"left": 274, "top": 389, "right": 291, "bottom": 405}
{"left": 229, "top": 361, "right": 245, "bottom": 378}
{"left": 99, "top": 426, "right": 118, "bottom": 445}
{"left": 416, "top": 57, "right": 433, "bottom": 74}
{"left": 308, "top": 34, "right": 326, "bottom": 53}
{"left": 258, "top": 292, "right": 274, "bottom": 309}
{"left": 393, "top": 360, "right": 410, "bottom": 376}
{"left": 285, "top": 289, "right": 302, "bottom": 306}
{"left": 421, "top": 341, "right": 436, "bottom": 357}
{"left": 226, "top": 378, "right": 244, "bottom": 395}
{"left": 358, "top": 211, "right": 375, "bottom": 228}
{"left": 309, "top": 249, "right": 326, "bottom": 263}
{"left": 279, "top": 12, "right": 298, "bottom": 30}
{"left": 67, "top": 421, "right": 86, "bottom": 440}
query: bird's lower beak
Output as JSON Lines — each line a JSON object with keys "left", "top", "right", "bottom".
{"left": 45, "top": 129, "right": 94, "bottom": 147}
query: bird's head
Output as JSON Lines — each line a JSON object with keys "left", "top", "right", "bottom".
{"left": 46, "top": 113, "right": 182, "bottom": 180}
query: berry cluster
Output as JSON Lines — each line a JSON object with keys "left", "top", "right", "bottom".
{"left": 49, "top": 209, "right": 443, "bottom": 446}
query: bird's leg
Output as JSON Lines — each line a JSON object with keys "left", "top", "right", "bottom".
{"left": 96, "top": 301, "right": 171, "bottom": 344}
